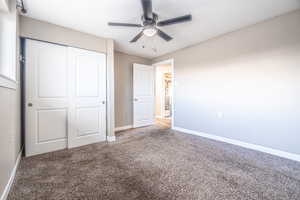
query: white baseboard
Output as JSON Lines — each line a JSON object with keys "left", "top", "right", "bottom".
{"left": 107, "top": 136, "right": 116, "bottom": 142}
{"left": 115, "top": 125, "right": 133, "bottom": 132}
{"left": 0, "top": 150, "right": 22, "bottom": 200}
{"left": 173, "top": 127, "right": 300, "bottom": 162}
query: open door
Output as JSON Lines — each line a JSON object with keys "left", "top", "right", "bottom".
{"left": 133, "top": 63, "right": 155, "bottom": 128}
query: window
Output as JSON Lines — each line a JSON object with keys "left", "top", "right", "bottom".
{"left": 0, "top": 0, "right": 17, "bottom": 87}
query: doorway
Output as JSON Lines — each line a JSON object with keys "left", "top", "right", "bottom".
{"left": 153, "top": 59, "right": 174, "bottom": 128}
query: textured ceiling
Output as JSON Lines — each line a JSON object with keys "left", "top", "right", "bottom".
{"left": 23, "top": 0, "right": 300, "bottom": 58}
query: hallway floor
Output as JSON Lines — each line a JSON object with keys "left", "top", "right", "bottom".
{"left": 155, "top": 117, "right": 171, "bottom": 127}
{"left": 8, "top": 126, "right": 300, "bottom": 200}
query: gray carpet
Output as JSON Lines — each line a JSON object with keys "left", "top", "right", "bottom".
{"left": 8, "top": 125, "right": 300, "bottom": 200}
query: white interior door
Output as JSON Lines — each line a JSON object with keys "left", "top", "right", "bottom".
{"left": 25, "top": 40, "right": 69, "bottom": 156}
{"left": 133, "top": 63, "right": 155, "bottom": 128}
{"left": 25, "top": 39, "right": 107, "bottom": 156}
{"left": 67, "top": 47, "right": 106, "bottom": 148}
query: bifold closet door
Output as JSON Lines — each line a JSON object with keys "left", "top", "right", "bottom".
{"left": 25, "top": 39, "right": 106, "bottom": 156}
{"left": 67, "top": 47, "right": 106, "bottom": 148}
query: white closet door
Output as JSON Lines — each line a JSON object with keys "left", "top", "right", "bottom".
{"left": 133, "top": 63, "right": 155, "bottom": 128}
{"left": 67, "top": 47, "right": 106, "bottom": 148}
{"left": 25, "top": 40, "right": 69, "bottom": 156}
{"left": 26, "top": 40, "right": 107, "bottom": 156}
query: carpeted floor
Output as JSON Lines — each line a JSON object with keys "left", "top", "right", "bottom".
{"left": 8, "top": 125, "right": 300, "bottom": 200}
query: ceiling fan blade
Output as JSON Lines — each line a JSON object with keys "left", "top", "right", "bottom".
{"left": 108, "top": 22, "right": 142, "bottom": 27}
{"left": 141, "top": 0, "right": 153, "bottom": 20}
{"left": 130, "top": 31, "right": 144, "bottom": 43}
{"left": 157, "top": 29, "right": 173, "bottom": 42}
{"left": 157, "top": 14, "right": 192, "bottom": 26}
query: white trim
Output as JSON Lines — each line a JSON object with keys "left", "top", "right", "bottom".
{"left": 153, "top": 59, "right": 174, "bottom": 66}
{"left": 106, "top": 39, "right": 115, "bottom": 142}
{"left": 173, "top": 126, "right": 300, "bottom": 162}
{"left": 115, "top": 125, "right": 133, "bottom": 132}
{"left": 155, "top": 115, "right": 163, "bottom": 119}
{"left": 0, "top": 150, "right": 22, "bottom": 200}
{"left": 153, "top": 58, "right": 175, "bottom": 129}
{"left": 107, "top": 136, "right": 116, "bottom": 142}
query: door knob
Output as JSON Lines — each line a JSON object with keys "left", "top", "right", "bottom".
{"left": 134, "top": 98, "right": 138, "bottom": 101}
{"left": 102, "top": 101, "right": 106, "bottom": 104}
{"left": 28, "top": 103, "right": 33, "bottom": 107}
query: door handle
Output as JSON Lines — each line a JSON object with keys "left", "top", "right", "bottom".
{"left": 133, "top": 98, "right": 138, "bottom": 101}
{"left": 28, "top": 103, "right": 33, "bottom": 107}
{"left": 102, "top": 101, "right": 106, "bottom": 105}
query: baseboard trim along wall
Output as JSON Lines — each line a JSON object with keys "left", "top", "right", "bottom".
{"left": 107, "top": 136, "right": 116, "bottom": 142}
{"left": 173, "top": 127, "right": 300, "bottom": 162}
{"left": 115, "top": 125, "right": 133, "bottom": 132}
{"left": 0, "top": 150, "right": 22, "bottom": 200}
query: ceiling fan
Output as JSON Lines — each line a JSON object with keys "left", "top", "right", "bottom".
{"left": 108, "top": 0, "right": 192, "bottom": 43}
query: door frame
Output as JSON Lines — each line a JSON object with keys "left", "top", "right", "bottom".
{"left": 152, "top": 59, "right": 174, "bottom": 129}
{"left": 21, "top": 38, "right": 115, "bottom": 156}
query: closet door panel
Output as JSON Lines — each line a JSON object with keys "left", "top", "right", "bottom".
{"left": 68, "top": 47, "right": 106, "bottom": 148}
{"left": 25, "top": 40, "right": 68, "bottom": 156}
{"left": 25, "top": 39, "right": 107, "bottom": 156}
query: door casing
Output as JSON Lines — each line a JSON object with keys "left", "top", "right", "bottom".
{"left": 152, "top": 59, "right": 175, "bottom": 128}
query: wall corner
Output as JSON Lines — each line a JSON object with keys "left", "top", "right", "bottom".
{"left": 106, "top": 39, "right": 115, "bottom": 138}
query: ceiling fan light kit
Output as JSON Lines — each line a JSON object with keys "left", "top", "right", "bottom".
{"left": 143, "top": 26, "right": 157, "bottom": 37}
{"left": 108, "top": 0, "right": 192, "bottom": 43}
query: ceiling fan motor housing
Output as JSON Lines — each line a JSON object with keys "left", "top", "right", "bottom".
{"left": 141, "top": 13, "right": 158, "bottom": 27}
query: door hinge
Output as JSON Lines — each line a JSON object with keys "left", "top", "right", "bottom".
{"left": 19, "top": 55, "right": 25, "bottom": 63}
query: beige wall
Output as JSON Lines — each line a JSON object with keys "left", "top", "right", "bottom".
{"left": 114, "top": 51, "right": 151, "bottom": 127}
{"left": 20, "top": 16, "right": 107, "bottom": 53}
{"left": 153, "top": 10, "right": 300, "bottom": 155}
{"left": 0, "top": 0, "right": 21, "bottom": 197}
